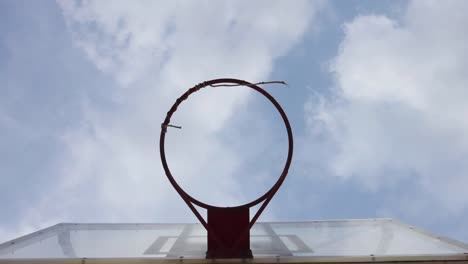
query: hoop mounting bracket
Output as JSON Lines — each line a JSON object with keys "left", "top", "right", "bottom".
{"left": 159, "top": 78, "right": 293, "bottom": 259}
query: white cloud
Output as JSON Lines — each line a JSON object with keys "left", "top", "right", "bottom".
{"left": 307, "top": 0, "right": 468, "bottom": 217}
{"left": 58, "top": 0, "right": 323, "bottom": 87}
{"left": 1, "top": 0, "right": 326, "bottom": 240}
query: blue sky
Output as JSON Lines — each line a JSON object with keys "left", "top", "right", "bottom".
{"left": 1, "top": 0, "right": 468, "bottom": 244}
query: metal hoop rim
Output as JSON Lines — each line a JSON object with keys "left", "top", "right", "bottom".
{"left": 159, "top": 78, "right": 293, "bottom": 210}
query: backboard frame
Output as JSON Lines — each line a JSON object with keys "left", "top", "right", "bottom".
{"left": 1, "top": 219, "right": 468, "bottom": 264}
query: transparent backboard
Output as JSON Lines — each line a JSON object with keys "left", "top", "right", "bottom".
{"left": 1, "top": 219, "right": 467, "bottom": 263}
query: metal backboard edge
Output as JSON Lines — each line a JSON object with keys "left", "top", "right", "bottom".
{"left": 390, "top": 219, "right": 468, "bottom": 251}
{"left": 64, "top": 218, "right": 392, "bottom": 227}
{"left": 1, "top": 254, "right": 468, "bottom": 264}
{"left": 255, "top": 218, "right": 394, "bottom": 226}
{"left": 0, "top": 224, "right": 63, "bottom": 255}
{"left": 63, "top": 223, "right": 188, "bottom": 231}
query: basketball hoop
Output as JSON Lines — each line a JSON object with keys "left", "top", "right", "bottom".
{"left": 160, "top": 78, "right": 293, "bottom": 259}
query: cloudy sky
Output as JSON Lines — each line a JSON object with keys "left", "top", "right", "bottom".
{"left": 1, "top": 0, "right": 468, "bottom": 244}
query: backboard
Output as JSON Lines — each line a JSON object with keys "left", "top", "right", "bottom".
{"left": 1, "top": 219, "right": 467, "bottom": 263}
